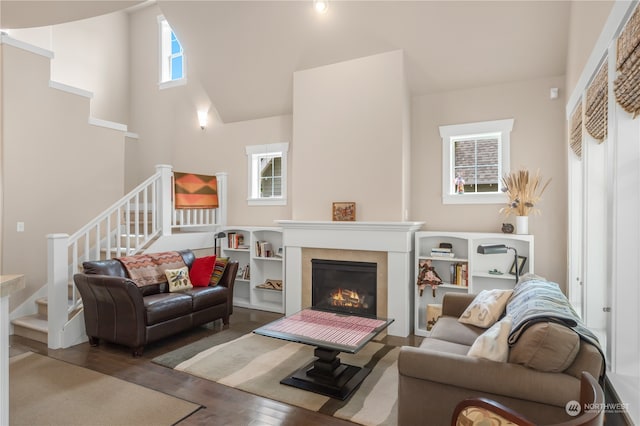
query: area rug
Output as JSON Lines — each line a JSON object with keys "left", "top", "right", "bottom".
{"left": 10, "top": 352, "right": 200, "bottom": 426}
{"left": 153, "top": 332, "right": 399, "bottom": 426}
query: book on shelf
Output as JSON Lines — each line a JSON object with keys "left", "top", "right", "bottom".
{"left": 241, "top": 264, "right": 250, "bottom": 279}
{"left": 227, "top": 232, "right": 245, "bottom": 249}
{"left": 449, "top": 262, "right": 468, "bottom": 286}
{"left": 255, "top": 241, "right": 273, "bottom": 257}
{"left": 430, "top": 251, "right": 455, "bottom": 258}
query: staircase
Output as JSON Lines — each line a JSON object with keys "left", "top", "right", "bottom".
{"left": 11, "top": 166, "right": 228, "bottom": 349}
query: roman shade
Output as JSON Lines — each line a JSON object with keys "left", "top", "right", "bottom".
{"left": 569, "top": 103, "right": 583, "bottom": 159}
{"left": 614, "top": 6, "right": 640, "bottom": 117}
{"left": 585, "top": 61, "right": 608, "bottom": 142}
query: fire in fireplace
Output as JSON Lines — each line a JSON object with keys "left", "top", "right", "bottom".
{"left": 311, "top": 259, "right": 377, "bottom": 317}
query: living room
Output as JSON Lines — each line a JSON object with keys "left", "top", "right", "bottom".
{"left": 1, "top": 0, "right": 638, "bottom": 425}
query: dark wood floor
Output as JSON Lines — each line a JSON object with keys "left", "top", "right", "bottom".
{"left": 9, "top": 308, "right": 423, "bottom": 426}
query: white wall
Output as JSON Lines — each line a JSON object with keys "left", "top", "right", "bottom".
{"left": 292, "top": 50, "right": 410, "bottom": 221}
{"left": 127, "top": 4, "right": 293, "bottom": 226}
{"left": 2, "top": 43, "right": 125, "bottom": 310}
{"left": 9, "top": 11, "right": 130, "bottom": 124}
{"left": 412, "top": 76, "right": 568, "bottom": 286}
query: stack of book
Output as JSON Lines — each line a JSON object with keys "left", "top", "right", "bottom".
{"left": 431, "top": 247, "right": 454, "bottom": 258}
{"left": 255, "top": 241, "right": 273, "bottom": 257}
{"left": 449, "top": 263, "right": 468, "bottom": 286}
{"left": 227, "top": 232, "right": 247, "bottom": 249}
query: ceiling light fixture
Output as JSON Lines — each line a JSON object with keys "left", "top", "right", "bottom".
{"left": 313, "top": 0, "right": 328, "bottom": 14}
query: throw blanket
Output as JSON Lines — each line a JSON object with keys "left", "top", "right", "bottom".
{"left": 174, "top": 172, "right": 218, "bottom": 209}
{"left": 506, "top": 279, "right": 605, "bottom": 379}
{"left": 118, "top": 251, "right": 186, "bottom": 287}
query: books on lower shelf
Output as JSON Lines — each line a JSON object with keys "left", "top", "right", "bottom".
{"left": 449, "top": 262, "right": 468, "bottom": 286}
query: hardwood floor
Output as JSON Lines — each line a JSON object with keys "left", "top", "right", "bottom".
{"left": 10, "top": 308, "right": 422, "bottom": 426}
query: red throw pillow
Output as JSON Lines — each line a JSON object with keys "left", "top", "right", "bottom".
{"left": 190, "top": 255, "right": 217, "bottom": 286}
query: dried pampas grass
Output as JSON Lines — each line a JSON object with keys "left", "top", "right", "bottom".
{"left": 500, "top": 169, "right": 551, "bottom": 217}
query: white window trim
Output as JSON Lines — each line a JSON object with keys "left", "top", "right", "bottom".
{"left": 157, "top": 15, "right": 186, "bottom": 90}
{"left": 439, "top": 118, "right": 513, "bottom": 205}
{"left": 245, "top": 142, "right": 289, "bottom": 206}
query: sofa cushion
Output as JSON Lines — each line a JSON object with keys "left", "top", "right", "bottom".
{"left": 165, "top": 267, "right": 193, "bottom": 292}
{"left": 419, "top": 337, "right": 471, "bottom": 356}
{"left": 144, "top": 293, "right": 193, "bottom": 325}
{"left": 430, "top": 316, "right": 484, "bottom": 347}
{"left": 467, "top": 316, "right": 512, "bottom": 362}
{"left": 459, "top": 289, "right": 513, "bottom": 328}
{"left": 190, "top": 256, "right": 216, "bottom": 286}
{"left": 185, "top": 286, "right": 229, "bottom": 311}
{"left": 210, "top": 257, "right": 229, "bottom": 286}
{"left": 508, "top": 322, "right": 580, "bottom": 372}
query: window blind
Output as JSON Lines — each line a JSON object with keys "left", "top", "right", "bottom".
{"left": 585, "top": 61, "right": 608, "bottom": 142}
{"left": 614, "top": 6, "right": 640, "bottom": 117}
{"left": 570, "top": 103, "right": 583, "bottom": 159}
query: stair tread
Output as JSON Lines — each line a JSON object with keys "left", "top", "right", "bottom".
{"left": 12, "top": 314, "right": 48, "bottom": 332}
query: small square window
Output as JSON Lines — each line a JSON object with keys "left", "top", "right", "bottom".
{"left": 440, "top": 119, "right": 513, "bottom": 204}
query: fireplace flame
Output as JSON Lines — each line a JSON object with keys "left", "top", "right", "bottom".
{"left": 330, "top": 288, "right": 365, "bottom": 309}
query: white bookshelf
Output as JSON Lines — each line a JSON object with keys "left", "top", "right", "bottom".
{"left": 220, "top": 226, "right": 284, "bottom": 313}
{"left": 414, "top": 231, "right": 534, "bottom": 336}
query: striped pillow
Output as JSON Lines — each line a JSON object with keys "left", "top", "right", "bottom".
{"left": 210, "top": 257, "right": 229, "bottom": 286}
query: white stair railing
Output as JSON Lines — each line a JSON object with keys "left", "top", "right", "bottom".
{"left": 46, "top": 165, "right": 227, "bottom": 349}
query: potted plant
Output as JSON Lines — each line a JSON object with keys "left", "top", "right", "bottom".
{"left": 500, "top": 168, "right": 551, "bottom": 234}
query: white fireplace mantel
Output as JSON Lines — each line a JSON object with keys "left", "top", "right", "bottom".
{"left": 276, "top": 220, "right": 424, "bottom": 337}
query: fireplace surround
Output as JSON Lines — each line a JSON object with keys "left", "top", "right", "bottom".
{"left": 277, "top": 220, "right": 423, "bottom": 337}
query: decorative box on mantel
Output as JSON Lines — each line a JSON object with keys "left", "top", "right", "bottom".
{"left": 276, "top": 220, "right": 424, "bottom": 337}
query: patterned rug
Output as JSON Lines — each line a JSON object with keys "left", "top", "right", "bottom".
{"left": 153, "top": 332, "right": 399, "bottom": 426}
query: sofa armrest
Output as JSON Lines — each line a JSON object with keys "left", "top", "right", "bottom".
{"left": 398, "top": 345, "right": 580, "bottom": 407}
{"left": 73, "top": 274, "right": 146, "bottom": 349}
{"left": 217, "top": 261, "right": 238, "bottom": 315}
{"left": 442, "top": 292, "right": 477, "bottom": 317}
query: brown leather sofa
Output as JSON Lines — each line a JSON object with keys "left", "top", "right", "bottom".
{"left": 398, "top": 291, "right": 604, "bottom": 425}
{"left": 74, "top": 249, "right": 238, "bottom": 356}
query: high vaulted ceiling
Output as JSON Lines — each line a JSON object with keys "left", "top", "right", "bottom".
{"left": 2, "top": 1, "right": 574, "bottom": 123}
{"left": 158, "top": 0, "right": 571, "bottom": 122}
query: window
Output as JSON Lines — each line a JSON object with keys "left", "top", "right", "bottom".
{"left": 439, "top": 119, "right": 513, "bottom": 204}
{"left": 158, "top": 17, "right": 185, "bottom": 88}
{"left": 246, "top": 143, "right": 289, "bottom": 206}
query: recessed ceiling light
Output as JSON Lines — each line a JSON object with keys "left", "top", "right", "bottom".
{"left": 313, "top": 0, "right": 328, "bottom": 14}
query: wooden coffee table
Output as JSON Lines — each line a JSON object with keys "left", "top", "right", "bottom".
{"left": 253, "top": 308, "right": 394, "bottom": 400}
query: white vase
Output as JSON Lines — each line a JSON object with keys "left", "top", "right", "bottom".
{"left": 516, "top": 216, "right": 529, "bottom": 235}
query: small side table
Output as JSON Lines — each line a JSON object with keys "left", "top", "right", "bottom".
{"left": 1, "top": 275, "right": 25, "bottom": 426}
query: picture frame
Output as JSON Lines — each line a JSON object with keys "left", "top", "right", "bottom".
{"left": 332, "top": 202, "right": 356, "bottom": 221}
{"left": 509, "top": 255, "right": 527, "bottom": 276}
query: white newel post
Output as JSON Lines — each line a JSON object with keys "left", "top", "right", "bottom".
{"left": 1, "top": 274, "right": 25, "bottom": 426}
{"left": 47, "top": 234, "right": 69, "bottom": 349}
{"left": 215, "top": 172, "right": 228, "bottom": 227}
{"left": 157, "top": 164, "right": 173, "bottom": 236}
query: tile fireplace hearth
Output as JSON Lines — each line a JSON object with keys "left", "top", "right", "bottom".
{"left": 276, "top": 220, "right": 423, "bottom": 337}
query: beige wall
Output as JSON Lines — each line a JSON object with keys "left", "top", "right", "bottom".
{"left": 10, "top": 12, "right": 130, "bottom": 125}
{"left": 127, "top": 5, "right": 292, "bottom": 226}
{"left": 411, "top": 76, "right": 567, "bottom": 287}
{"left": 292, "top": 50, "right": 410, "bottom": 221}
{"left": 565, "top": 0, "right": 614, "bottom": 99}
{"left": 2, "top": 44, "right": 125, "bottom": 309}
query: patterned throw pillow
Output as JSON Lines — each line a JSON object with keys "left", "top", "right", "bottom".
{"left": 209, "top": 257, "right": 229, "bottom": 286}
{"left": 458, "top": 289, "right": 513, "bottom": 328}
{"left": 190, "top": 255, "right": 217, "bottom": 287}
{"left": 165, "top": 267, "right": 193, "bottom": 292}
